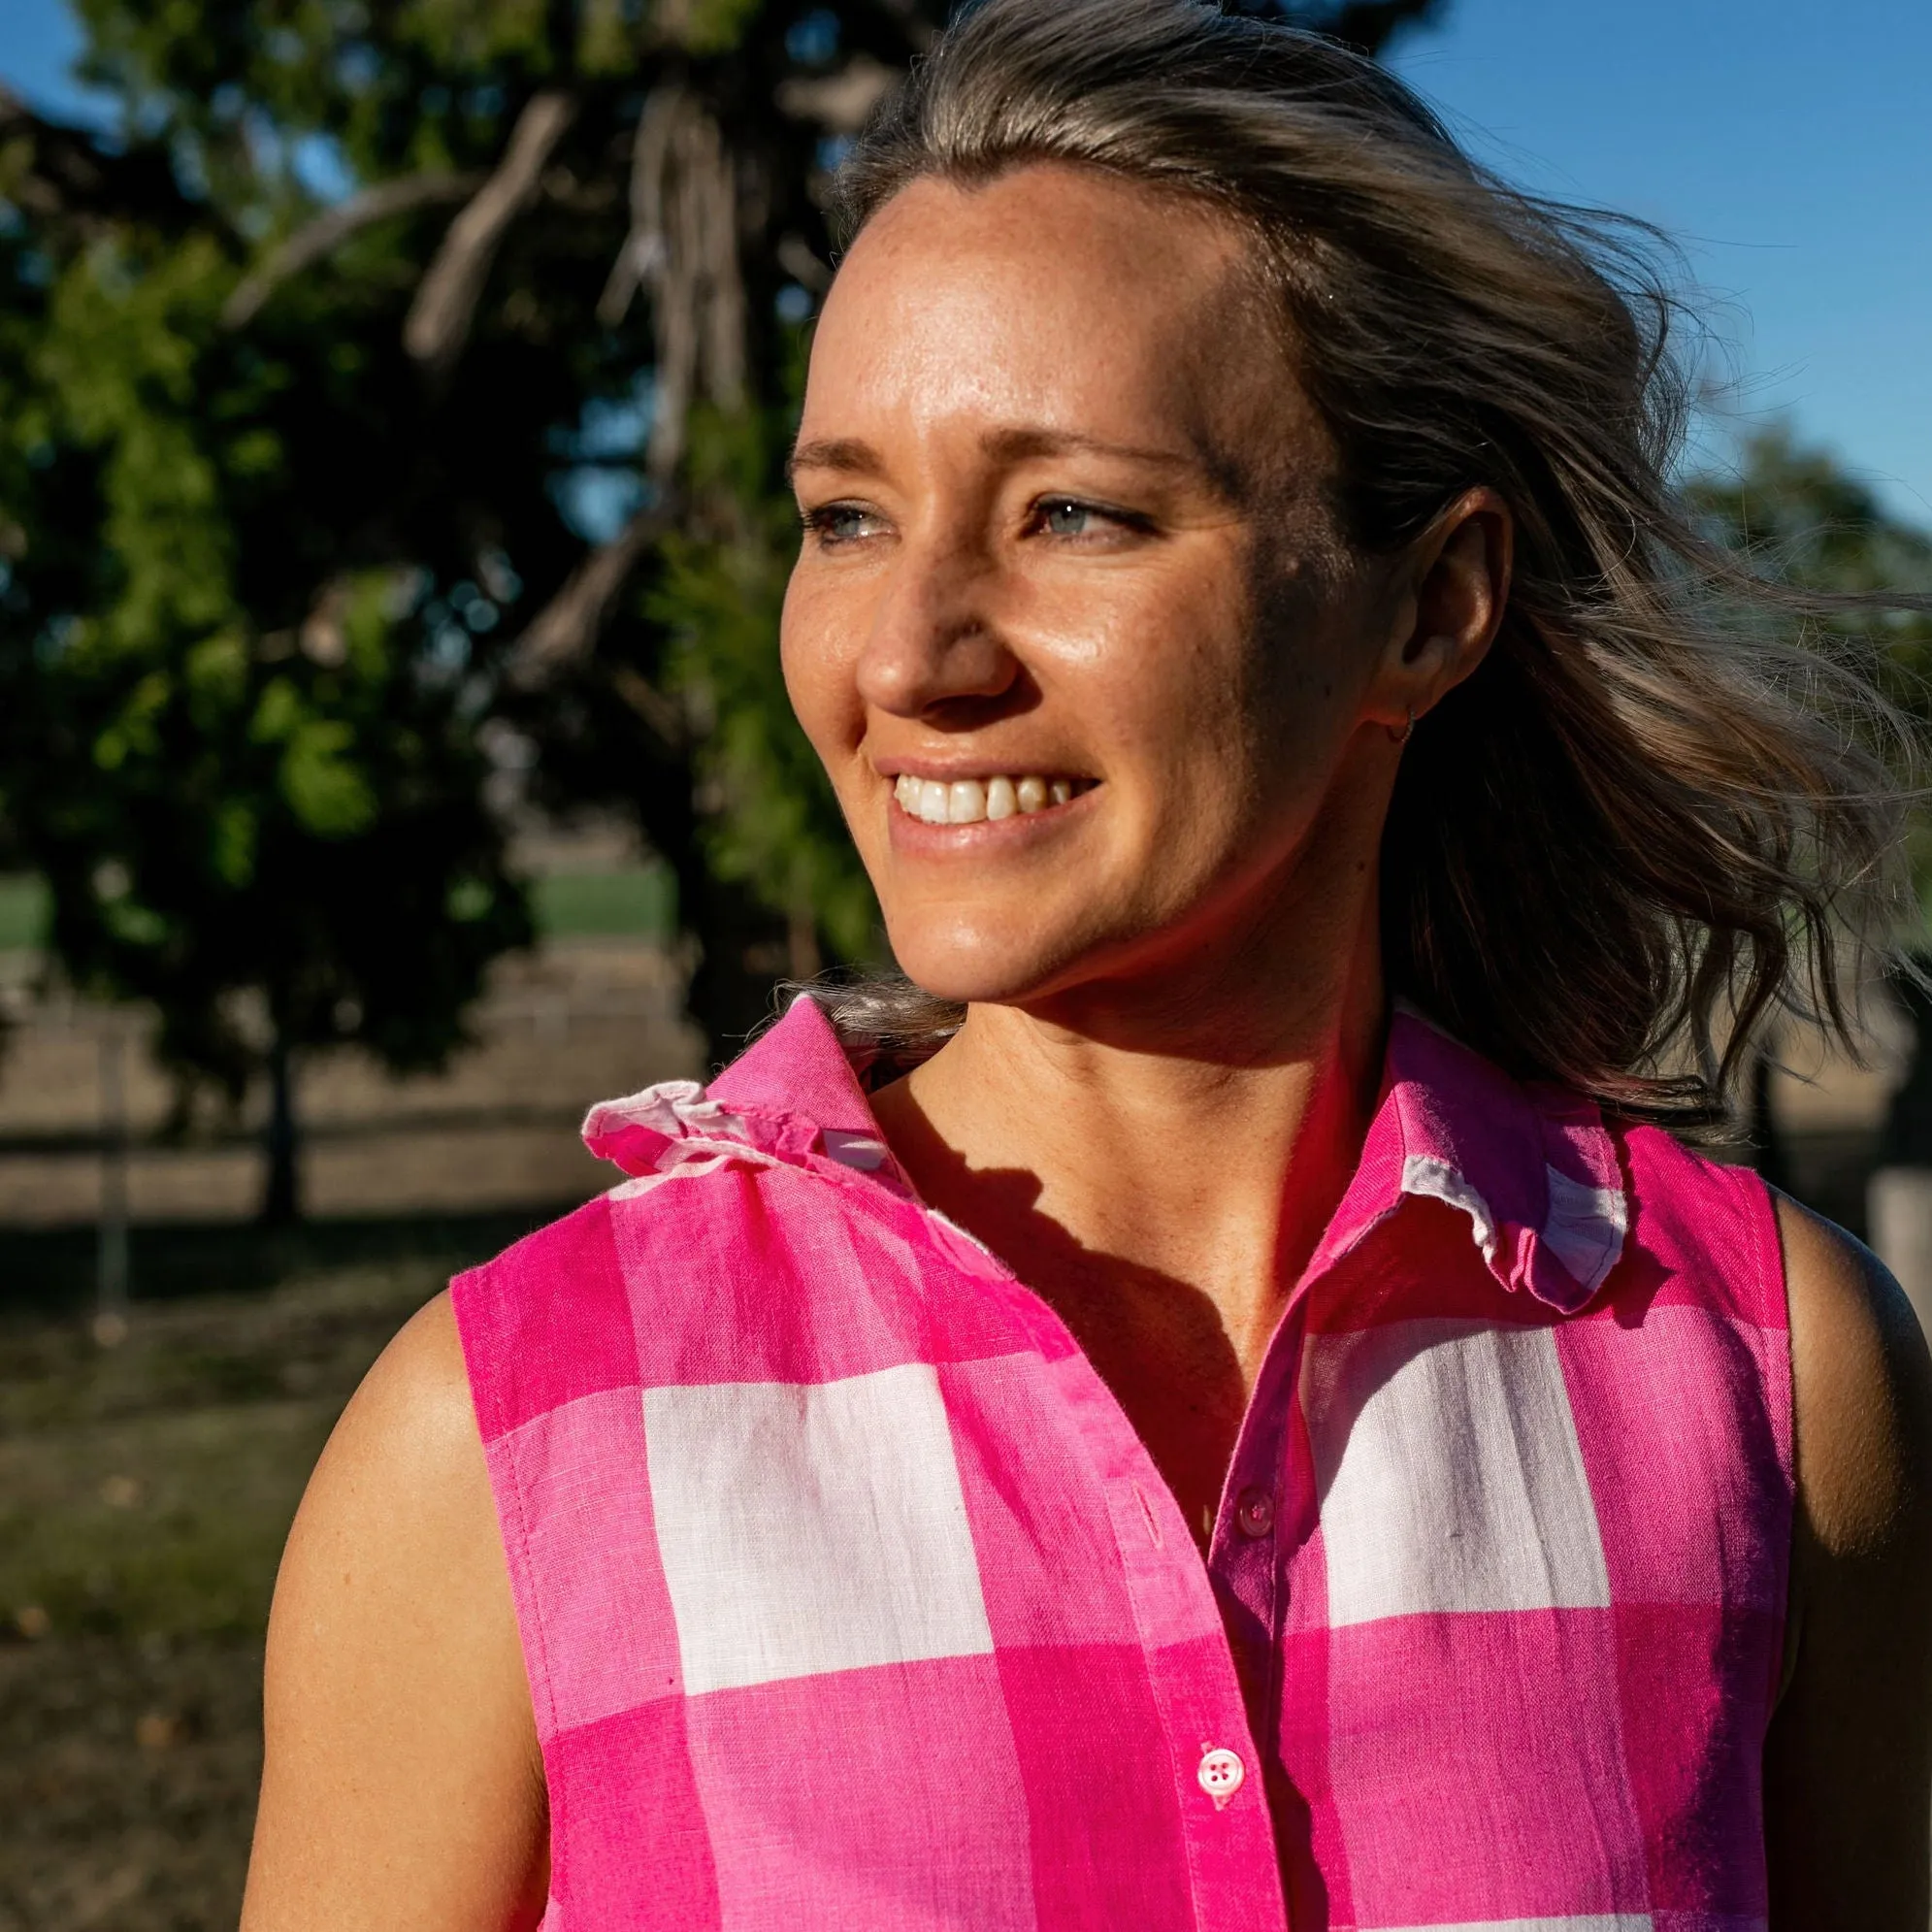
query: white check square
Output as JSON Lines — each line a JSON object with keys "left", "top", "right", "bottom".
{"left": 643, "top": 1362, "right": 994, "bottom": 1694}
{"left": 1306, "top": 1319, "right": 1611, "bottom": 1627}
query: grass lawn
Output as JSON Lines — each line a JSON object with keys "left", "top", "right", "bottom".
{"left": 0, "top": 1220, "right": 537, "bottom": 1931}
{"left": 529, "top": 865, "right": 675, "bottom": 940}
{"left": 0, "top": 876, "right": 47, "bottom": 954}
{"left": 0, "top": 866, "right": 674, "bottom": 959}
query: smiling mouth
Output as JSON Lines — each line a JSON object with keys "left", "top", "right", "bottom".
{"left": 892, "top": 772, "right": 1096, "bottom": 827}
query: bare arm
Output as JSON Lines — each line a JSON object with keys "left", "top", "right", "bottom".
{"left": 1765, "top": 1196, "right": 1932, "bottom": 1929}
{"left": 241, "top": 1292, "right": 548, "bottom": 1932}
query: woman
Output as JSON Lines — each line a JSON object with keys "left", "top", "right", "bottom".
{"left": 242, "top": 2, "right": 1932, "bottom": 1926}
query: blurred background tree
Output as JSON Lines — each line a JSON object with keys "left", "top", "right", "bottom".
{"left": 0, "top": 0, "right": 1444, "bottom": 1220}
{"left": 1686, "top": 427, "right": 1932, "bottom": 1179}
{"left": 0, "top": 75, "right": 535, "bottom": 1223}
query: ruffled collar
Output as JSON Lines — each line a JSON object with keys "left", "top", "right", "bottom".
{"left": 581, "top": 994, "right": 1626, "bottom": 1314}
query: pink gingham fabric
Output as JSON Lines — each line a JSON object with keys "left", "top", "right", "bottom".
{"left": 451, "top": 996, "right": 1790, "bottom": 1931}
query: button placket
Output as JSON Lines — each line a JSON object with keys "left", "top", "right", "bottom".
{"left": 1210, "top": 1293, "right": 1314, "bottom": 1775}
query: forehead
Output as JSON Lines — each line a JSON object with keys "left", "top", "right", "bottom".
{"left": 806, "top": 165, "right": 1315, "bottom": 477}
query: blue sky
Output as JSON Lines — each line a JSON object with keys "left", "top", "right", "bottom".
{"left": 3, "top": 0, "right": 1928, "bottom": 522}
{"left": 1391, "top": 0, "right": 1932, "bottom": 522}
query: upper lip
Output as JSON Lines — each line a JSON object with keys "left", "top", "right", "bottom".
{"left": 873, "top": 758, "right": 1095, "bottom": 781}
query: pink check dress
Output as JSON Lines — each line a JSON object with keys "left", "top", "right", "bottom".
{"left": 451, "top": 996, "right": 1790, "bottom": 1931}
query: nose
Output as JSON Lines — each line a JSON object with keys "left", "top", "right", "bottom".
{"left": 853, "top": 536, "right": 1020, "bottom": 720}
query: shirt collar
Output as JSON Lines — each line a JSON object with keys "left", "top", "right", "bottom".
{"left": 581, "top": 993, "right": 914, "bottom": 1196}
{"left": 1316, "top": 1002, "right": 1627, "bottom": 1311}
{"left": 583, "top": 994, "right": 1627, "bottom": 1313}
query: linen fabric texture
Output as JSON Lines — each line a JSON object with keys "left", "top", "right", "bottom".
{"left": 450, "top": 998, "right": 1790, "bottom": 1931}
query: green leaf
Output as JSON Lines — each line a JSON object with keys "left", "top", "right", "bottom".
{"left": 211, "top": 800, "right": 257, "bottom": 888}
{"left": 249, "top": 677, "right": 302, "bottom": 745}
{"left": 446, "top": 876, "right": 494, "bottom": 922}
{"left": 280, "top": 718, "right": 377, "bottom": 837}
{"left": 683, "top": 0, "right": 764, "bottom": 55}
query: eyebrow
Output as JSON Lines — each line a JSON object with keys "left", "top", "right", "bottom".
{"left": 784, "top": 426, "right": 1204, "bottom": 488}
{"left": 979, "top": 426, "right": 1197, "bottom": 472}
{"left": 786, "top": 436, "right": 884, "bottom": 486}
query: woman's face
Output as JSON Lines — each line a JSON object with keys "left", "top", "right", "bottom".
{"left": 783, "top": 164, "right": 1418, "bottom": 1012}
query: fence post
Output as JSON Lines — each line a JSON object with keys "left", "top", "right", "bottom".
{"left": 1868, "top": 1166, "right": 1932, "bottom": 1340}
{"left": 94, "top": 1019, "right": 130, "bottom": 1346}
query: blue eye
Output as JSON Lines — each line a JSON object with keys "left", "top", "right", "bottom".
{"left": 1041, "top": 499, "right": 1095, "bottom": 537}
{"left": 807, "top": 504, "right": 884, "bottom": 545}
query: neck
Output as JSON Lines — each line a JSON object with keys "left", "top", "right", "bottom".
{"left": 873, "top": 872, "right": 1388, "bottom": 1387}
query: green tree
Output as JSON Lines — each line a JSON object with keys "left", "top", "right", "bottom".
{"left": 0, "top": 0, "right": 1444, "bottom": 1216}
{"left": 1686, "top": 426, "right": 1932, "bottom": 1174}
{"left": 0, "top": 83, "right": 534, "bottom": 1220}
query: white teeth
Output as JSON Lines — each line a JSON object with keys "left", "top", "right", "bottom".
{"left": 948, "top": 779, "right": 987, "bottom": 824}
{"left": 893, "top": 772, "right": 1081, "bottom": 823}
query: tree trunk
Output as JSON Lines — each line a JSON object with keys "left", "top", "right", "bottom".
{"left": 1882, "top": 955, "right": 1932, "bottom": 1167}
{"left": 671, "top": 853, "right": 795, "bottom": 1071}
{"left": 786, "top": 901, "right": 822, "bottom": 983}
{"left": 260, "top": 1033, "right": 302, "bottom": 1227}
{"left": 1748, "top": 1050, "right": 1790, "bottom": 1195}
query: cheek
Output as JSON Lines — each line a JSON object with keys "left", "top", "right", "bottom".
{"left": 778, "top": 571, "right": 861, "bottom": 766}
{"left": 1091, "top": 578, "right": 1275, "bottom": 793}
{"left": 1128, "top": 588, "right": 1364, "bottom": 871}
{"left": 1241, "top": 572, "right": 1375, "bottom": 768}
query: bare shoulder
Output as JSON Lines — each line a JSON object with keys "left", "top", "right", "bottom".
{"left": 1763, "top": 1196, "right": 1932, "bottom": 1928}
{"left": 242, "top": 1290, "right": 546, "bottom": 1931}
{"left": 1775, "top": 1195, "right": 1932, "bottom": 1560}
{"left": 306, "top": 1288, "right": 483, "bottom": 1507}
{"left": 266, "top": 1289, "right": 503, "bottom": 1641}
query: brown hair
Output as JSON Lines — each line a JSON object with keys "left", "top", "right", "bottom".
{"left": 810, "top": 0, "right": 1921, "bottom": 1123}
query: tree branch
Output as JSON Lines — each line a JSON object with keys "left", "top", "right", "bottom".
{"left": 776, "top": 234, "right": 831, "bottom": 293}
{"left": 0, "top": 84, "right": 198, "bottom": 235}
{"left": 608, "top": 664, "right": 688, "bottom": 750}
{"left": 404, "top": 89, "right": 578, "bottom": 377}
{"left": 775, "top": 55, "right": 897, "bottom": 135}
{"left": 1322, "top": 0, "right": 1447, "bottom": 55}
{"left": 598, "top": 88, "right": 745, "bottom": 480}
{"left": 506, "top": 498, "right": 674, "bottom": 691}
{"left": 1254, "top": 0, "right": 1446, "bottom": 55}
{"left": 221, "top": 171, "right": 482, "bottom": 328}
{"left": 862, "top": 0, "right": 942, "bottom": 52}
{"left": 597, "top": 83, "right": 682, "bottom": 331}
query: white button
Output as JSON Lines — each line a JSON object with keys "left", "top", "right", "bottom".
{"left": 1197, "top": 1745, "right": 1245, "bottom": 1807}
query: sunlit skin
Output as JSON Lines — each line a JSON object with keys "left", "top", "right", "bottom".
{"left": 784, "top": 171, "right": 1421, "bottom": 1028}
{"left": 239, "top": 163, "right": 1932, "bottom": 1932}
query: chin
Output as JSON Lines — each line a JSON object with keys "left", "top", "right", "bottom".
{"left": 883, "top": 911, "right": 1080, "bottom": 1009}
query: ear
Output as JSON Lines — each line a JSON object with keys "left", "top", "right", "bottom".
{"left": 1366, "top": 487, "right": 1512, "bottom": 736}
